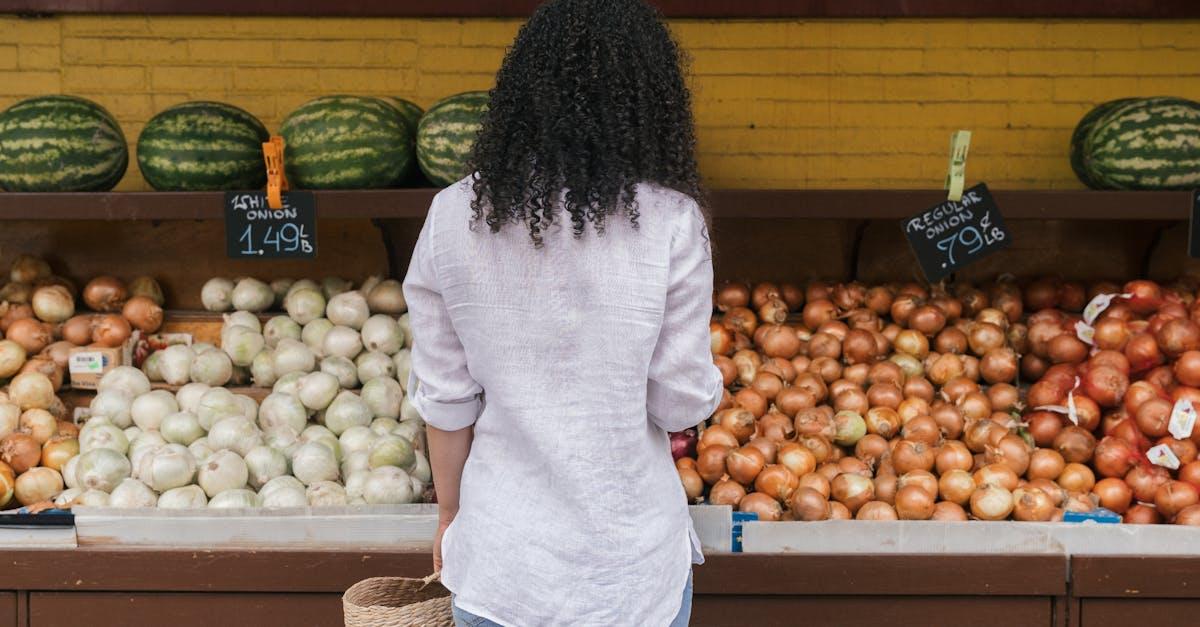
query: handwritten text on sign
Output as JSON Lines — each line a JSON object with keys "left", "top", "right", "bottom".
{"left": 903, "top": 183, "right": 1010, "bottom": 283}
{"left": 224, "top": 191, "right": 317, "bottom": 259}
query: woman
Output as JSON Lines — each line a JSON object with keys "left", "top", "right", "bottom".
{"left": 403, "top": 0, "right": 722, "bottom": 624}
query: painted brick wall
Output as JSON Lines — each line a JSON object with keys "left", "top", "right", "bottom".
{"left": 1, "top": 15, "right": 1198, "bottom": 190}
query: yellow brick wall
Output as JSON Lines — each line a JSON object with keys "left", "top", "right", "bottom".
{"left": 1, "top": 15, "right": 1199, "bottom": 190}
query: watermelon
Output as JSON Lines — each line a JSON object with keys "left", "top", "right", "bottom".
{"left": 1069, "top": 98, "right": 1137, "bottom": 189}
{"left": 384, "top": 97, "right": 424, "bottom": 136}
{"left": 1078, "top": 97, "right": 1200, "bottom": 190}
{"left": 137, "top": 101, "right": 270, "bottom": 191}
{"left": 417, "top": 91, "right": 489, "bottom": 187}
{"left": 280, "top": 96, "right": 413, "bottom": 190}
{"left": 0, "top": 95, "right": 128, "bottom": 192}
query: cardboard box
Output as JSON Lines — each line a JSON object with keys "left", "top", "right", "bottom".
{"left": 67, "top": 346, "right": 123, "bottom": 390}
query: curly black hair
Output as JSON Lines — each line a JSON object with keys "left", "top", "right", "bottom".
{"left": 468, "top": 0, "right": 704, "bottom": 246}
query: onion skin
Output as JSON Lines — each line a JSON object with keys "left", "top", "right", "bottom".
{"left": 92, "top": 314, "right": 132, "bottom": 348}
{"left": 855, "top": 501, "right": 898, "bottom": 520}
{"left": 122, "top": 296, "right": 164, "bottom": 333}
{"left": 931, "top": 501, "right": 969, "bottom": 521}
{"left": 708, "top": 477, "right": 746, "bottom": 507}
{"left": 738, "top": 492, "right": 783, "bottom": 521}
{"left": 0, "top": 433, "right": 40, "bottom": 474}
{"left": 1155, "top": 480, "right": 1200, "bottom": 520}
{"left": 1092, "top": 477, "right": 1133, "bottom": 514}
{"left": 970, "top": 485, "right": 1014, "bottom": 521}
{"left": 1123, "top": 503, "right": 1161, "bottom": 524}
{"left": 788, "top": 486, "right": 830, "bottom": 521}
{"left": 5, "top": 318, "right": 50, "bottom": 354}
{"left": 1174, "top": 504, "right": 1200, "bottom": 526}
{"left": 83, "top": 276, "right": 128, "bottom": 312}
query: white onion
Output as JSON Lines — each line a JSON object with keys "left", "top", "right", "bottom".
{"left": 397, "top": 314, "right": 412, "bottom": 348}
{"left": 131, "top": 389, "right": 178, "bottom": 431}
{"left": 286, "top": 278, "right": 319, "bottom": 297}
{"left": 0, "top": 340, "right": 25, "bottom": 379}
{"left": 201, "top": 278, "right": 235, "bottom": 312}
{"left": 325, "top": 391, "right": 372, "bottom": 436}
{"left": 257, "top": 392, "right": 308, "bottom": 435}
{"left": 260, "top": 474, "right": 304, "bottom": 498}
{"left": 362, "top": 377, "right": 402, "bottom": 419}
{"left": 175, "top": 382, "right": 210, "bottom": 414}
{"left": 9, "top": 372, "right": 54, "bottom": 410}
{"left": 160, "top": 411, "right": 204, "bottom": 445}
{"left": 360, "top": 315, "right": 404, "bottom": 355}
{"left": 272, "top": 338, "right": 315, "bottom": 377}
{"left": 197, "top": 387, "right": 244, "bottom": 430}
{"left": 320, "top": 356, "right": 358, "bottom": 389}
{"left": 411, "top": 450, "right": 431, "bottom": 484}
{"left": 355, "top": 351, "right": 395, "bottom": 384}
{"left": 191, "top": 342, "right": 218, "bottom": 355}
{"left": 393, "top": 420, "right": 424, "bottom": 449}
{"left": 322, "top": 325, "right": 363, "bottom": 360}
{"left": 90, "top": 389, "right": 133, "bottom": 429}
{"left": 209, "top": 488, "right": 260, "bottom": 509}
{"left": 344, "top": 470, "right": 370, "bottom": 500}
{"left": 327, "top": 291, "right": 370, "bottom": 330}
{"left": 75, "top": 448, "right": 131, "bottom": 492}
{"left": 263, "top": 315, "right": 302, "bottom": 349}
{"left": 222, "top": 326, "right": 265, "bottom": 368}
{"left": 364, "top": 466, "right": 415, "bottom": 504}
{"left": 261, "top": 485, "right": 307, "bottom": 508}
{"left": 341, "top": 449, "right": 371, "bottom": 477}
{"left": 236, "top": 394, "right": 258, "bottom": 422}
{"left": 370, "top": 417, "right": 400, "bottom": 436}
{"left": 302, "top": 318, "right": 334, "bottom": 357}
{"left": 123, "top": 425, "right": 142, "bottom": 442}
{"left": 306, "top": 480, "right": 347, "bottom": 507}
{"left": 298, "top": 371, "right": 339, "bottom": 411}
{"left": 232, "top": 278, "right": 274, "bottom": 312}
{"left": 98, "top": 366, "right": 151, "bottom": 398}
{"left": 208, "top": 416, "right": 262, "bottom": 457}
{"left": 369, "top": 435, "right": 416, "bottom": 471}
{"left": 157, "top": 344, "right": 194, "bottom": 386}
{"left": 142, "top": 351, "right": 165, "bottom": 382}
{"left": 190, "top": 350, "right": 233, "bottom": 386}
{"left": 251, "top": 350, "right": 277, "bottom": 387}
{"left": 243, "top": 445, "right": 288, "bottom": 489}
{"left": 264, "top": 428, "right": 300, "bottom": 459}
{"left": 108, "top": 478, "right": 158, "bottom": 508}
{"left": 366, "top": 279, "right": 407, "bottom": 315}
{"left": 400, "top": 396, "right": 422, "bottom": 423}
{"left": 158, "top": 485, "right": 208, "bottom": 509}
{"left": 272, "top": 371, "right": 304, "bottom": 397}
{"left": 291, "top": 441, "right": 339, "bottom": 485}
{"left": 75, "top": 489, "right": 110, "bottom": 507}
{"left": 55, "top": 487, "right": 83, "bottom": 507}
{"left": 129, "top": 430, "right": 167, "bottom": 453}
{"left": 223, "top": 310, "right": 262, "bottom": 334}
{"left": 62, "top": 455, "right": 80, "bottom": 489}
{"left": 139, "top": 445, "right": 197, "bottom": 492}
{"left": 188, "top": 437, "right": 215, "bottom": 463}
{"left": 410, "top": 474, "right": 425, "bottom": 497}
{"left": 389, "top": 340, "right": 414, "bottom": 386}
{"left": 338, "top": 426, "right": 377, "bottom": 455}
{"left": 300, "top": 424, "right": 337, "bottom": 445}
{"left": 0, "top": 403, "right": 19, "bottom": 438}
{"left": 322, "top": 277, "right": 353, "bottom": 299}
{"left": 79, "top": 420, "right": 130, "bottom": 455}
{"left": 31, "top": 285, "right": 74, "bottom": 323}
{"left": 128, "top": 438, "right": 165, "bottom": 478}
{"left": 270, "top": 278, "right": 293, "bottom": 308}
{"left": 285, "top": 288, "right": 326, "bottom": 326}
{"left": 198, "top": 450, "right": 248, "bottom": 497}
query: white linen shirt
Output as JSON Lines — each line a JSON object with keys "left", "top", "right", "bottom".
{"left": 403, "top": 179, "right": 723, "bottom": 627}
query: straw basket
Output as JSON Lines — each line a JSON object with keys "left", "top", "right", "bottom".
{"left": 343, "top": 572, "right": 453, "bottom": 627}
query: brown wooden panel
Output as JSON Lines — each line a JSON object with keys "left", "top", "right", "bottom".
{"left": 1072, "top": 556, "right": 1200, "bottom": 598}
{"left": 0, "top": 593, "right": 15, "bottom": 627}
{"left": 691, "top": 595, "right": 1053, "bottom": 627}
{"left": 695, "top": 554, "right": 1066, "bottom": 596}
{"left": 2, "top": 0, "right": 1196, "bottom": 17}
{"left": 0, "top": 219, "right": 390, "bottom": 310}
{"left": 1079, "top": 599, "right": 1200, "bottom": 627}
{"left": 29, "top": 592, "right": 342, "bottom": 627}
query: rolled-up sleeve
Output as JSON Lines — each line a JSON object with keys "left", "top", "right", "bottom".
{"left": 402, "top": 203, "right": 483, "bottom": 431}
{"left": 646, "top": 203, "right": 724, "bottom": 433}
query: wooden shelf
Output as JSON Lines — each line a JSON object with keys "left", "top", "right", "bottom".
{"left": 0, "top": 189, "right": 1191, "bottom": 221}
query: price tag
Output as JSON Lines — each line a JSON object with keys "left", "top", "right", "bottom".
{"left": 1189, "top": 190, "right": 1200, "bottom": 259}
{"left": 1148, "top": 443, "right": 1181, "bottom": 470}
{"left": 1170, "top": 398, "right": 1197, "bottom": 440}
{"left": 225, "top": 191, "right": 317, "bottom": 259}
{"left": 903, "top": 183, "right": 1011, "bottom": 283}
{"left": 1082, "top": 293, "right": 1131, "bottom": 325}
{"left": 1075, "top": 320, "right": 1096, "bottom": 346}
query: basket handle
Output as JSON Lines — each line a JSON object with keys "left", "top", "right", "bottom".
{"left": 420, "top": 571, "right": 441, "bottom": 588}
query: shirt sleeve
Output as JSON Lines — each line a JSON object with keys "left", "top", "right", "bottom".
{"left": 402, "top": 202, "right": 484, "bottom": 431}
{"left": 645, "top": 201, "right": 724, "bottom": 433}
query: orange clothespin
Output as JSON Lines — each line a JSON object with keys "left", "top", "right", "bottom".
{"left": 262, "top": 135, "right": 289, "bottom": 210}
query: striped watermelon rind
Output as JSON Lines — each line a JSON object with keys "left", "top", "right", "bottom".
{"left": 137, "top": 101, "right": 270, "bottom": 191}
{"left": 1069, "top": 98, "right": 1137, "bottom": 189}
{"left": 0, "top": 95, "right": 129, "bottom": 192}
{"left": 384, "top": 97, "right": 424, "bottom": 137}
{"left": 1080, "top": 96, "right": 1200, "bottom": 190}
{"left": 417, "top": 91, "right": 489, "bottom": 187}
{"left": 280, "top": 95, "right": 413, "bottom": 190}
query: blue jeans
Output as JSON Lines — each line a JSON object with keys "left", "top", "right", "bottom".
{"left": 452, "top": 570, "right": 694, "bottom": 627}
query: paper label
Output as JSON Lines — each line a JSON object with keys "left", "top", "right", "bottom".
{"left": 1083, "top": 293, "right": 1133, "bottom": 325}
{"left": 1148, "top": 444, "right": 1181, "bottom": 470}
{"left": 1033, "top": 377, "right": 1082, "bottom": 426}
{"left": 1170, "top": 398, "right": 1198, "bottom": 440}
{"left": 1075, "top": 320, "right": 1096, "bottom": 346}
{"left": 68, "top": 351, "right": 107, "bottom": 375}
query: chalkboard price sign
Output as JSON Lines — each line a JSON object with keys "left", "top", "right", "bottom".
{"left": 224, "top": 191, "right": 317, "bottom": 259}
{"left": 903, "top": 183, "right": 1010, "bottom": 283}
{"left": 1189, "top": 190, "right": 1200, "bottom": 259}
